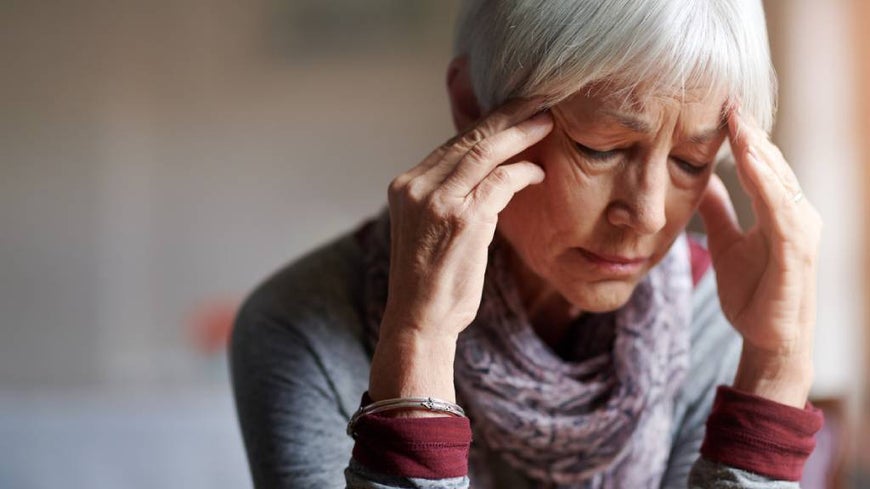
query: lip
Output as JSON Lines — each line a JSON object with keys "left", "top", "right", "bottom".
{"left": 576, "top": 248, "right": 650, "bottom": 275}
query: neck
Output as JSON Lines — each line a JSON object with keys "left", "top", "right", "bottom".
{"left": 503, "top": 244, "right": 584, "bottom": 348}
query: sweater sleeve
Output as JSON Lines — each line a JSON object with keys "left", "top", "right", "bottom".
{"left": 688, "top": 458, "right": 801, "bottom": 489}
{"left": 344, "top": 391, "right": 472, "bottom": 488}
{"left": 230, "top": 312, "right": 354, "bottom": 489}
{"left": 232, "top": 314, "right": 473, "bottom": 489}
{"left": 663, "top": 237, "right": 824, "bottom": 488}
{"left": 686, "top": 387, "right": 823, "bottom": 488}
{"left": 230, "top": 230, "right": 476, "bottom": 489}
{"left": 346, "top": 387, "right": 823, "bottom": 489}
{"left": 695, "top": 386, "right": 824, "bottom": 482}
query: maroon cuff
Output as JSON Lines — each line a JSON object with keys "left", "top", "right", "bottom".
{"left": 351, "top": 392, "right": 472, "bottom": 479}
{"left": 701, "top": 385, "right": 824, "bottom": 481}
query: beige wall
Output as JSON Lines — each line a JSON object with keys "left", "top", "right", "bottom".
{"left": 0, "top": 0, "right": 458, "bottom": 387}
{"left": 763, "top": 0, "right": 867, "bottom": 404}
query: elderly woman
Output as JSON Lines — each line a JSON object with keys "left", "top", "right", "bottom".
{"left": 230, "top": 1, "right": 825, "bottom": 488}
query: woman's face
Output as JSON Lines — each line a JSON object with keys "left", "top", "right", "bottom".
{"left": 497, "top": 87, "right": 728, "bottom": 312}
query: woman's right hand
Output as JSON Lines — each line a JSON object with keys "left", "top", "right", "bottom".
{"left": 369, "top": 98, "right": 554, "bottom": 405}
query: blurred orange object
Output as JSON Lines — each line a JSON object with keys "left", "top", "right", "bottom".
{"left": 187, "top": 298, "right": 241, "bottom": 354}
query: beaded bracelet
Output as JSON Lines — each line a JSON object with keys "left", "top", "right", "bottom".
{"left": 346, "top": 396, "right": 467, "bottom": 438}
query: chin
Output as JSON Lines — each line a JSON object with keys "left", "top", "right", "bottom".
{"left": 561, "top": 279, "right": 638, "bottom": 313}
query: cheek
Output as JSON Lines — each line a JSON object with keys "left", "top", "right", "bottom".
{"left": 658, "top": 177, "right": 711, "bottom": 251}
{"left": 536, "top": 135, "right": 615, "bottom": 219}
{"left": 667, "top": 174, "right": 710, "bottom": 222}
{"left": 496, "top": 137, "right": 593, "bottom": 263}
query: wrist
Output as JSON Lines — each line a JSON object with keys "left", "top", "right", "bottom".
{"left": 369, "top": 324, "right": 459, "bottom": 414}
{"left": 732, "top": 344, "right": 813, "bottom": 408}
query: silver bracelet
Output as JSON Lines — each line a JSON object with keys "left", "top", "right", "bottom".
{"left": 346, "top": 396, "right": 466, "bottom": 438}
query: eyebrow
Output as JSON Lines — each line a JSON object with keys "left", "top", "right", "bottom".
{"left": 600, "top": 109, "right": 653, "bottom": 133}
{"left": 599, "top": 109, "right": 726, "bottom": 145}
{"left": 687, "top": 126, "right": 726, "bottom": 145}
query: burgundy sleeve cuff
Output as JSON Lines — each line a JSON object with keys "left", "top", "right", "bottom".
{"left": 351, "top": 391, "right": 472, "bottom": 479}
{"left": 700, "top": 385, "right": 824, "bottom": 481}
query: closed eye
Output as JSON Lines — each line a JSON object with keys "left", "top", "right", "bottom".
{"left": 575, "top": 141, "right": 711, "bottom": 176}
{"left": 574, "top": 142, "right": 619, "bottom": 161}
{"left": 671, "top": 157, "right": 710, "bottom": 176}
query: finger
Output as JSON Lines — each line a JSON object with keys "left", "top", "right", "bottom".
{"left": 452, "top": 96, "right": 547, "bottom": 153}
{"left": 390, "top": 148, "right": 452, "bottom": 193}
{"left": 727, "top": 110, "right": 765, "bottom": 205}
{"left": 727, "top": 107, "right": 790, "bottom": 212}
{"left": 697, "top": 174, "right": 743, "bottom": 258}
{"left": 741, "top": 146, "right": 801, "bottom": 236}
{"left": 441, "top": 110, "right": 553, "bottom": 194}
{"left": 725, "top": 112, "right": 789, "bottom": 239}
{"left": 754, "top": 140, "right": 802, "bottom": 195}
{"left": 468, "top": 161, "right": 545, "bottom": 216}
{"left": 727, "top": 105, "right": 763, "bottom": 161}
{"left": 729, "top": 108, "right": 802, "bottom": 195}
{"left": 407, "top": 97, "right": 547, "bottom": 194}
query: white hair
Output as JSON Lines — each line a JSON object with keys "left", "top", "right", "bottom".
{"left": 454, "top": 0, "right": 777, "bottom": 132}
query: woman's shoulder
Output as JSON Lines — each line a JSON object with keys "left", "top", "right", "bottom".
{"left": 238, "top": 228, "right": 367, "bottom": 331}
{"left": 231, "top": 225, "right": 373, "bottom": 412}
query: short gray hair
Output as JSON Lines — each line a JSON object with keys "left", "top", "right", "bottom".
{"left": 454, "top": 0, "right": 777, "bottom": 132}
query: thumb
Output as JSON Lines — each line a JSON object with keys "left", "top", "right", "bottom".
{"left": 697, "top": 174, "right": 742, "bottom": 259}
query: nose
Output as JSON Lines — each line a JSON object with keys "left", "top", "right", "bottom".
{"left": 606, "top": 156, "right": 668, "bottom": 234}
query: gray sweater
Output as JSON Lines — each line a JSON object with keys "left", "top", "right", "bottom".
{"left": 230, "top": 228, "right": 801, "bottom": 489}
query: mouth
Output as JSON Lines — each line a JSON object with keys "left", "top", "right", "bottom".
{"left": 575, "top": 248, "right": 651, "bottom": 276}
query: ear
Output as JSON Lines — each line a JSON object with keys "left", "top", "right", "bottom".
{"left": 446, "top": 56, "right": 481, "bottom": 133}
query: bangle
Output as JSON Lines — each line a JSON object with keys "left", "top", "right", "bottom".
{"left": 346, "top": 396, "right": 466, "bottom": 437}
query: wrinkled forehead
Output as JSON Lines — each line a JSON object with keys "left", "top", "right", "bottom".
{"left": 572, "top": 79, "right": 728, "bottom": 115}
{"left": 555, "top": 81, "right": 729, "bottom": 135}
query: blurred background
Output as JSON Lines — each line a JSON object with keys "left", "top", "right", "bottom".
{"left": 0, "top": 1, "right": 867, "bottom": 488}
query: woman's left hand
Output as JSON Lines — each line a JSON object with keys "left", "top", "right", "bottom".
{"left": 697, "top": 105, "right": 823, "bottom": 408}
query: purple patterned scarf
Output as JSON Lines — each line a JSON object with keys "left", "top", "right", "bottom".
{"left": 360, "top": 208, "right": 692, "bottom": 488}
